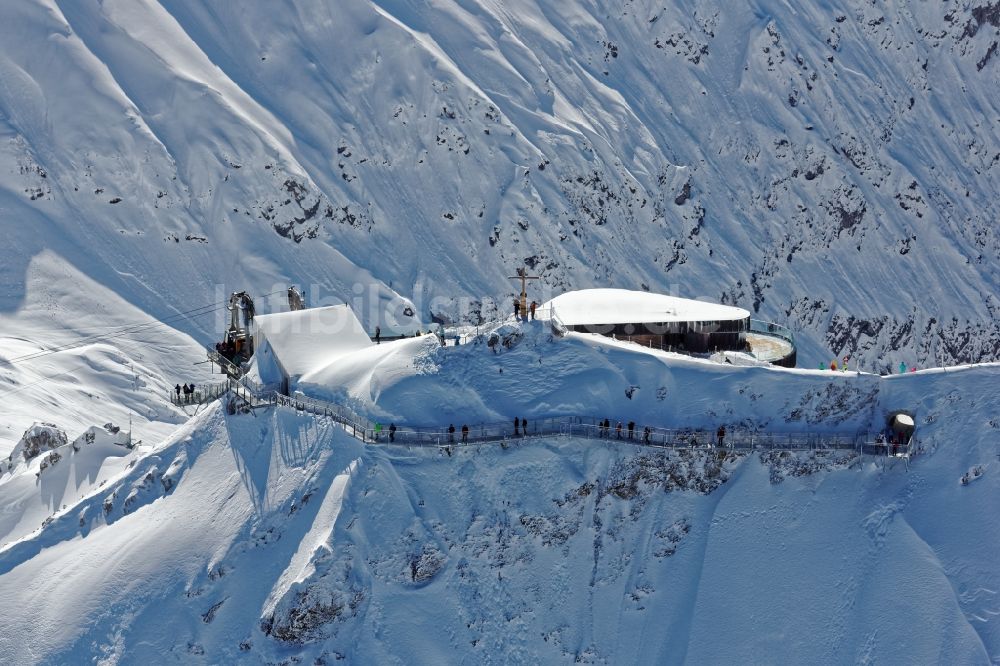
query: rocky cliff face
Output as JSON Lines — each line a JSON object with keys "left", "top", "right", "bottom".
{"left": 8, "top": 423, "right": 66, "bottom": 465}
{"left": 1, "top": 0, "right": 997, "bottom": 368}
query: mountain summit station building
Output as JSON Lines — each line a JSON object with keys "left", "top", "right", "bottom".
{"left": 546, "top": 288, "right": 796, "bottom": 366}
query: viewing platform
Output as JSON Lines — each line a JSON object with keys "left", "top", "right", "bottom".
{"left": 746, "top": 319, "right": 796, "bottom": 367}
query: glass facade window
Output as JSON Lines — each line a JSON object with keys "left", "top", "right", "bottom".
{"left": 568, "top": 317, "right": 750, "bottom": 353}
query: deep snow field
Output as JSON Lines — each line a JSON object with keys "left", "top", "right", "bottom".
{"left": 0, "top": 315, "right": 997, "bottom": 664}
{"left": 0, "top": 252, "right": 216, "bottom": 455}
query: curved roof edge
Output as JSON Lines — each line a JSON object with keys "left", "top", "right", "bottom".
{"left": 546, "top": 289, "right": 751, "bottom": 326}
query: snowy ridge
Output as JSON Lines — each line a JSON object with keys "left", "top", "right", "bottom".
{"left": 298, "top": 319, "right": 884, "bottom": 432}
{"left": 0, "top": 334, "right": 997, "bottom": 662}
{"left": 0, "top": 422, "right": 132, "bottom": 548}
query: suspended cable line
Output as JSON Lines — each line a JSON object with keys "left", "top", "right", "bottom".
{"left": 3, "top": 289, "right": 284, "bottom": 366}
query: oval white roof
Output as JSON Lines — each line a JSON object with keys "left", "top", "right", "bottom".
{"left": 546, "top": 289, "right": 750, "bottom": 326}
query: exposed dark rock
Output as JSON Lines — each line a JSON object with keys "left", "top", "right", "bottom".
{"left": 674, "top": 181, "right": 691, "bottom": 206}
{"left": 963, "top": 2, "right": 1000, "bottom": 39}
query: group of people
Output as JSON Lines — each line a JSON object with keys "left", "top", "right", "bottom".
{"left": 513, "top": 300, "right": 539, "bottom": 321}
{"left": 597, "top": 419, "right": 728, "bottom": 448}
{"left": 374, "top": 418, "right": 735, "bottom": 450}
{"left": 597, "top": 419, "right": 639, "bottom": 440}
{"left": 388, "top": 423, "right": 396, "bottom": 441}
{"left": 447, "top": 423, "right": 471, "bottom": 443}
{"left": 823, "top": 355, "right": 851, "bottom": 371}
{"left": 823, "top": 356, "right": 919, "bottom": 375}
{"left": 174, "top": 383, "right": 198, "bottom": 403}
{"left": 449, "top": 417, "right": 530, "bottom": 440}
{"left": 215, "top": 339, "right": 245, "bottom": 362}
{"left": 374, "top": 422, "right": 397, "bottom": 442}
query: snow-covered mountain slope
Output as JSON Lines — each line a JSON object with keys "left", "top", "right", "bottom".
{"left": 0, "top": 252, "right": 220, "bottom": 454}
{"left": 0, "top": 354, "right": 996, "bottom": 663}
{"left": 1, "top": 2, "right": 998, "bottom": 661}
{"left": 297, "top": 319, "right": 886, "bottom": 431}
{"left": 0, "top": 422, "right": 134, "bottom": 548}
{"left": 2, "top": 0, "right": 998, "bottom": 376}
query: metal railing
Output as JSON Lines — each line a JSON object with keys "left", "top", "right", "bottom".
{"left": 579, "top": 424, "right": 862, "bottom": 451}
{"left": 285, "top": 391, "right": 368, "bottom": 433}
{"left": 379, "top": 416, "right": 588, "bottom": 446}
{"left": 858, "top": 440, "right": 914, "bottom": 458}
{"left": 260, "top": 391, "right": 372, "bottom": 443}
{"left": 168, "top": 381, "right": 230, "bottom": 406}
{"left": 174, "top": 377, "right": 912, "bottom": 457}
{"left": 746, "top": 319, "right": 797, "bottom": 365}
{"left": 749, "top": 319, "right": 795, "bottom": 345}
{"left": 191, "top": 348, "right": 909, "bottom": 458}
{"left": 361, "top": 416, "right": 874, "bottom": 455}
{"left": 206, "top": 346, "right": 247, "bottom": 378}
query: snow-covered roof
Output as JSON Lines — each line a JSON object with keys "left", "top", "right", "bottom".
{"left": 254, "top": 305, "right": 372, "bottom": 380}
{"left": 546, "top": 289, "right": 750, "bottom": 327}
